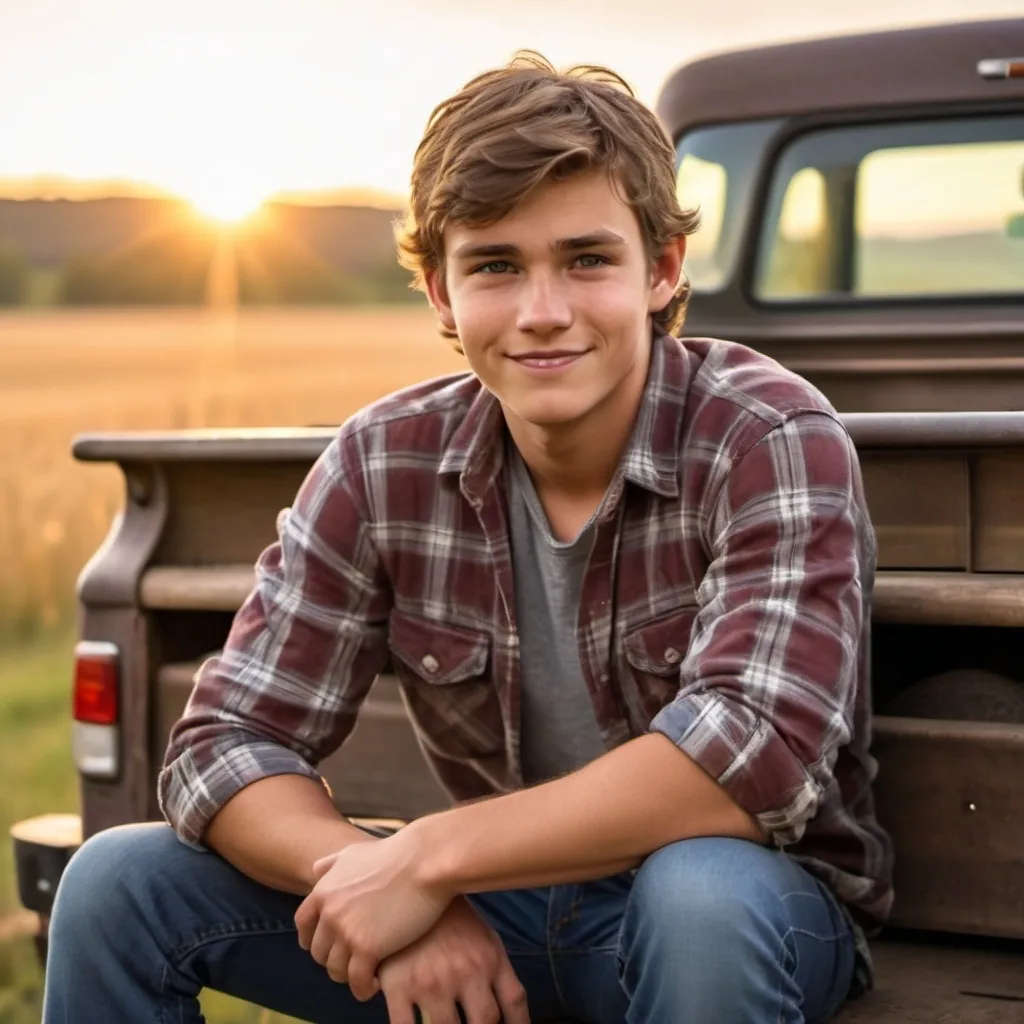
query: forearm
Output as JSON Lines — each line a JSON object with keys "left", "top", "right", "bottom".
{"left": 204, "top": 774, "right": 376, "bottom": 895}
{"left": 410, "top": 732, "right": 763, "bottom": 895}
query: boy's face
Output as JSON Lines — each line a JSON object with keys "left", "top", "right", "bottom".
{"left": 426, "top": 171, "right": 684, "bottom": 436}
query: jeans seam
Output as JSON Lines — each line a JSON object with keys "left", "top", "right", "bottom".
{"left": 545, "top": 888, "right": 570, "bottom": 1016}
{"left": 169, "top": 918, "right": 297, "bottom": 962}
{"left": 546, "top": 944, "right": 619, "bottom": 956}
{"left": 157, "top": 962, "right": 187, "bottom": 1024}
{"left": 789, "top": 925, "right": 848, "bottom": 944}
{"left": 776, "top": 925, "right": 797, "bottom": 1024}
{"left": 156, "top": 919, "right": 298, "bottom": 1024}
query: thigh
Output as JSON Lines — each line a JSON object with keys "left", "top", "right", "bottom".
{"left": 56, "top": 822, "right": 563, "bottom": 1023}
{"left": 622, "top": 838, "right": 855, "bottom": 1024}
{"left": 53, "top": 822, "right": 393, "bottom": 1022}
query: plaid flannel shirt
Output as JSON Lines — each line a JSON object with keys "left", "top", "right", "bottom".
{"left": 160, "top": 330, "right": 894, "bottom": 991}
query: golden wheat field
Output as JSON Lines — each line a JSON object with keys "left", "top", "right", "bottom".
{"left": 0, "top": 305, "right": 466, "bottom": 640}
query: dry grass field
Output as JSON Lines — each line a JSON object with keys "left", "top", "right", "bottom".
{"left": 0, "top": 304, "right": 465, "bottom": 641}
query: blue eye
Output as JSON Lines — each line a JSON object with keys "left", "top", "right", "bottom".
{"left": 474, "top": 261, "right": 513, "bottom": 274}
{"left": 577, "top": 254, "right": 609, "bottom": 268}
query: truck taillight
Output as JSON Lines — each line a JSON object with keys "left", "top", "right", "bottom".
{"left": 72, "top": 641, "right": 120, "bottom": 780}
{"left": 73, "top": 642, "right": 119, "bottom": 725}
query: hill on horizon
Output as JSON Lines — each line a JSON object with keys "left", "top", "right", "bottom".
{"left": 0, "top": 196, "right": 403, "bottom": 274}
{"left": 0, "top": 196, "right": 420, "bottom": 306}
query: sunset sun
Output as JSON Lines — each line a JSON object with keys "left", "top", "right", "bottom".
{"left": 187, "top": 181, "right": 270, "bottom": 224}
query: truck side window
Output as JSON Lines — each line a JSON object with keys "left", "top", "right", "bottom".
{"left": 856, "top": 141, "right": 1024, "bottom": 296}
{"left": 755, "top": 115, "right": 1024, "bottom": 302}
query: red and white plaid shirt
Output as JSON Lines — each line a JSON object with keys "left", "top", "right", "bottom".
{"left": 160, "top": 329, "right": 893, "bottom": 987}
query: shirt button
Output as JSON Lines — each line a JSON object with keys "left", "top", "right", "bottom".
{"left": 664, "top": 647, "right": 681, "bottom": 664}
{"left": 421, "top": 654, "right": 440, "bottom": 674}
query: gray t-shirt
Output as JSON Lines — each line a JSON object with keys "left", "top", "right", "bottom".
{"left": 506, "top": 445, "right": 607, "bottom": 785}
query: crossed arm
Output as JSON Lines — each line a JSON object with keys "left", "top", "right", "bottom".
{"left": 197, "top": 414, "right": 867, "bottom": 1004}
{"left": 206, "top": 728, "right": 762, "bottom": 1002}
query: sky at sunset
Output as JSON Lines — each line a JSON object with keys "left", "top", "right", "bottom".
{"left": 0, "top": 0, "right": 1019, "bottom": 216}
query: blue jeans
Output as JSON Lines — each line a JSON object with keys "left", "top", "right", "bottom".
{"left": 43, "top": 823, "right": 855, "bottom": 1023}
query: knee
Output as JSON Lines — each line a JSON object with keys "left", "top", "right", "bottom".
{"left": 51, "top": 823, "right": 174, "bottom": 930}
{"left": 621, "top": 838, "right": 784, "bottom": 961}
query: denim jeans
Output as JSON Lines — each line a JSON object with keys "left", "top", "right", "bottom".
{"left": 43, "top": 823, "right": 855, "bottom": 1023}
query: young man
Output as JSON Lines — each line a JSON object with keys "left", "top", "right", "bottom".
{"left": 44, "top": 53, "right": 892, "bottom": 1023}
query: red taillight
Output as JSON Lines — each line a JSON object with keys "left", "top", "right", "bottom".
{"left": 72, "top": 641, "right": 120, "bottom": 726}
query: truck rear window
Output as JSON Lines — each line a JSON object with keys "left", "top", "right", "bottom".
{"left": 674, "top": 120, "right": 781, "bottom": 292}
{"left": 754, "top": 115, "right": 1024, "bottom": 302}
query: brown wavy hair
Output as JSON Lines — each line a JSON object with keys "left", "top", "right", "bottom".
{"left": 395, "top": 51, "right": 700, "bottom": 342}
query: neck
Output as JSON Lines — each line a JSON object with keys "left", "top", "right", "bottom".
{"left": 504, "top": 344, "right": 650, "bottom": 500}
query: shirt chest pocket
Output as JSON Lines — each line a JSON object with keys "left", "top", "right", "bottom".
{"left": 622, "top": 608, "right": 698, "bottom": 724}
{"left": 387, "top": 609, "right": 505, "bottom": 759}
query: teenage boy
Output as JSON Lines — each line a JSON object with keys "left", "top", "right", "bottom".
{"left": 44, "top": 53, "right": 892, "bottom": 1024}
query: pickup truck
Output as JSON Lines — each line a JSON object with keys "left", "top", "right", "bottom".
{"left": 12, "top": 15, "right": 1024, "bottom": 1022}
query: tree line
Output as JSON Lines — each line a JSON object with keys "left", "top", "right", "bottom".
{"left": 0, "top": 232, "right": 422, "bottom": 307}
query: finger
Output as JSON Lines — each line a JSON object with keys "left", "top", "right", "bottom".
{"left": 415, "top": 996, "right": 460, "bottom": 1024}
{"left": 380, "top": 985, "right": 416, "bottom": 1024}
{"left": 310, "top": 918, "right": 346, "bottom": 979}
{"left": 293, "top": 895, "right": 319, "bottom": 951}
{"left": 312, "top": 853, "right": 338, "bottom": 880}
{"left": 493, "top": 961, "right": 531, "bottom": 1024}
{"left": 323, "top": 939, "right": 352, "bottom": 985}
{"left": 347, "top": 953, "right": 381, "bottom": 1002}
{"left": 458, "top": 977, "right": 503, "bottom": 1024}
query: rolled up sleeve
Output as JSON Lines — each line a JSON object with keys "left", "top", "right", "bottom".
{"left": 158, "top": 425, "right": 391, "bottom": 847}
{"left": 650, "top": 412, "right": 871, "bottom": 847}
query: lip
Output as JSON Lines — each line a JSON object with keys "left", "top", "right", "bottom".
{"left": 508, "top": 350, "right": 589, "bottom": 371}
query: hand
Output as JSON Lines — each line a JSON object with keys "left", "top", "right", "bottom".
{"left": 295, "top": 828, "right": 453, "bottom": 1000}
{"left": 378, "top": 897, "right": 530, "bottom": 1024}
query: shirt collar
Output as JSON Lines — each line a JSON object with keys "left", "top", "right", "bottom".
{"left": 439, "top": 326, "right": 691, "bottom": 502}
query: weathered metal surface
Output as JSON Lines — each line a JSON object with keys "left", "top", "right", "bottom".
{"left": 860, "top": 456, "right": 968, "bottom": 569}
{"left": 844, "top": 412, "right": 1024, "bottom": 448}
{"left": 973, "top": 453, "right": 1024, "bottom": 573}
{"left": 137, "top": 565, "right": 1024, "bottom": 630}
{"left": 153, "top": 461, "right": 308, "bottom": 566}
{"left": 72, "top": 410, "right": 1024, "bottom": 466}
{"left": 76, "top": 461, "right": 167, "bottom": 607}
{"left": 872, "top": 717, "right": 1024, "bottom": 938}
{"left": 73, "top": 428, "right": 336, "bottom": 463}
{"left": 836, "top": 936, "right": 1024, "bottom": 1022}
{"left": 872, "top": 574, "right": 1024, "bottom": 628}
{"left": 140, "top": 565, "right": 255, "bottom": 611}
{"left": 657, "top": 17, "right": 1024, "bottom": 139}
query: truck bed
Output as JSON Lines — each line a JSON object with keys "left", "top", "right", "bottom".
{"left": 838, "top": 935, "right": 1023, "bottom": 1022}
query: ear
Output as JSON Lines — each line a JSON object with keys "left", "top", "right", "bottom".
{"left": 647, "top": 235, "right": 687, "bottom": 315}
{"left": 425, "top": 267, "right": 457, "bottom": 333}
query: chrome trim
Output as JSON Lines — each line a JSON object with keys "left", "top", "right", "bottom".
{"left": 978, "top": 57, "right": 1024, "bottom": 79}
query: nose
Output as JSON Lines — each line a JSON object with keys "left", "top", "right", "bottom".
{"left": 516, "top": 272, "right": 573, "bottom": 335}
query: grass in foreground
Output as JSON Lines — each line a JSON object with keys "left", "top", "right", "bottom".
{"left": 0, "top": 635, "right": 303, "bottom": 1022}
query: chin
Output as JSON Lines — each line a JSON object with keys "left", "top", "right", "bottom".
{"left": 512, "top": 398, "right": 595, "bottom": 429}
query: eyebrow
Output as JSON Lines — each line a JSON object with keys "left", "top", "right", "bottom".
{"left": 451, "top": 230, "right": 627, "bottom": 261}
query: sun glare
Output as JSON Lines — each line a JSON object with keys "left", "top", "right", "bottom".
{"left": 187, "top": 182, "right": 269, "bottom": 225}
